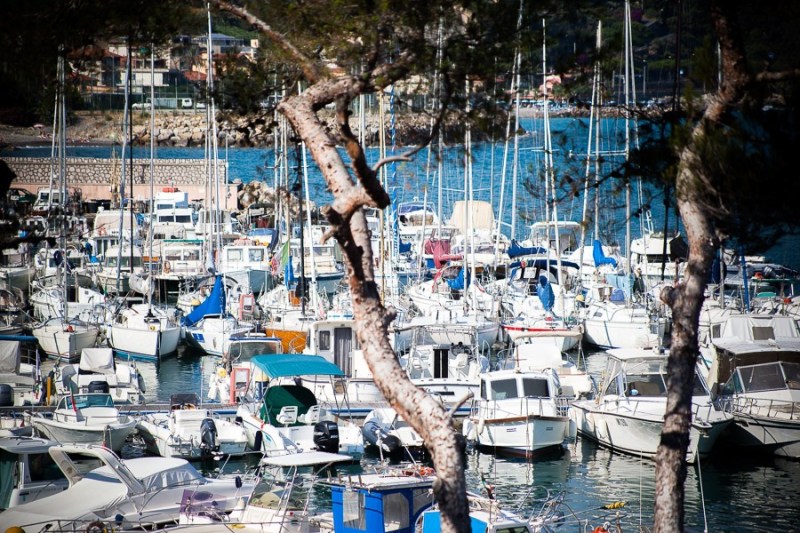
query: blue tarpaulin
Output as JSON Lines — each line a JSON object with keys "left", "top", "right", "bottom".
{"left": 181, "top": 276, "right": 225, "bottom": 326}
{"left": 507, "top": 240, "right": 548, "bottom": 259}
{"left": 606, "top": 274, "right": 632, "bottom": 301}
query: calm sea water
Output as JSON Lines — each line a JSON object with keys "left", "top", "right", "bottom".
{"left": 122, "top": 346, "right": 800, "bottom": 533}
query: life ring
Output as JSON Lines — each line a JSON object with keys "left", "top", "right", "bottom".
{"left": 86, "top": 521, "right": 107, "bottom": 533}
{"left": 163, "top": 261, "right": 171, "bottom": 274}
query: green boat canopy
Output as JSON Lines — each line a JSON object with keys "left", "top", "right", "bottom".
{"left": 250, "top": 354, "right": 345, "bottom": 378}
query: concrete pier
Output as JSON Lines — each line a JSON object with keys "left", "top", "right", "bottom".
{"left": 4, "top": 156, "right": 237, "bottom": 210}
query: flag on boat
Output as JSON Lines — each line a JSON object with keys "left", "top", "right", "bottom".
{"left": 271, "top": 239, "right": 290, "bottom": 275}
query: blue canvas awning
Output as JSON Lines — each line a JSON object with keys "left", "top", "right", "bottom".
{"left": 250, "top": 354, "right": 345, "bottom": 378}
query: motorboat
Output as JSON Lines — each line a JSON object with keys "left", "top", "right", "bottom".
{"left": 462, "top": 368, "right": 571, "bottom": 457}
{"left": 0, "top": 339, "right": 44, "bottom": 407}
{"left": 0, "top": 444, "right": 256, "bottom": 530}
{"left": 570, "top": 348, "right": 732, "bottom": 463}
{"left": 52, "top": 347, "right": 145, "bottom": 404}
{"left": 94, "top": 245, "right": 146, "bottom": 295}
{"left": 0, "top": 436, "right": 69, "bottom": 510}
{"left": 234, "top": 354, "right": 364, "bottom": 459}
{"left": 30, "top": 392, "right": 138, "bottom": 452}
{"left": 494, "top": 343, "right": 596, "bottom": 400}
{"left": 136, "top": 393, "right": 249, "bottom": 459}
{"left": 362, "top": 406, "right": 426, "bottom": 460}
{"left": 707, "top": 314, "right": 800, "bottom": 458}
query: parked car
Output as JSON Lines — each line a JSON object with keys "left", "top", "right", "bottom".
{"left": 180, "top": 98, "right": 193, "bottom": 109}
{"left": 7, "top": 187, "right": 36, "bottom": 204}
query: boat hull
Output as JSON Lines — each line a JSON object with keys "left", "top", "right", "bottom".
{"left": 107, "top": 324, "right": 181, "bottom": 362}
{"left": 570, "top": 400, "right": 730, "bottom": 463}
{"left": 32, "top": 324, "right": 99, "bottom": 363}
{"left": 30, "top": 417, "right": 136, "bottom": 452}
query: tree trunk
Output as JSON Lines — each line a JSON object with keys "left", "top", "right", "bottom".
{"left": 653, "top": 2, "right": 750, "bottom": 531}
{"left": 279, "top": 89, "right": 471, "bottom": 532}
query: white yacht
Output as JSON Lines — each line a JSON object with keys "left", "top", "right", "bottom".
{"left": 0, "top": 444, "right": 256, "bottom": 530}
{"left": 52, "top": 347, "right": 145, "bottom": 404}
{"left": 570, "top": 348, "right": 732, "bottom": 463}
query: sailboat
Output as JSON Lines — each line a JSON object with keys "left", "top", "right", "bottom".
{"left": 105, "top": 48, "right": 181, "bottom": 363}
{"left": 579, "top": 11, "right": 669, "bottom": 350}
{"left": 31, "top": 53, "right": 99, "bottom": 363}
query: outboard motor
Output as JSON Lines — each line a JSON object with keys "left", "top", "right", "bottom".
{"left": 0, "top": 384, "right": 13, "bottom": 407}
{"left": 200, "top": 418, "right": 219, "bottom": 454}
{"left": 362, "top": 420, "right": 402, "bottom": 456}
{"left": 87, "top": 381, "right": 110, "bottom": 394}
{"left": 313, "top": 420, "right": 340, "bottom": 454}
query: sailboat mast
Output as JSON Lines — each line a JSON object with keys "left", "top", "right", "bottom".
{"left": 624, "top": 0, "right": 632, "bottom": 281}
{"left": 116, "top": 41, "right": 131, "bottom": 295}
{"left": 508, "top": 0, "right": 524, "bottom": 245}
{"left": 578, "top": 21, "right": 601, "bottom": 279}
{"left": 148, "top": 45, "right": 156, "bottom": 311}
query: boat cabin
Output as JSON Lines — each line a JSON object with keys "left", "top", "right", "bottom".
{"left": 326, "top": 472, "right": 434, "bottom": 533}
{"left": 0, "top": 436, "right": 68, "bottom": 510}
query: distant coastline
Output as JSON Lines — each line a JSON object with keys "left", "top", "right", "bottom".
{"left": 1, "top": 104, "right": 663, "bottom": 152}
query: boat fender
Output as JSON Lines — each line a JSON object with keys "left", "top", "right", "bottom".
{"left": 253, "top": 430, "right": 263, "bottom": 451}
{"left": 85, "top": 521, "right": 107, "bottom": 533}
{"left": 0, "top": 384, "right": 13, "bottom": 407}
{"left": 476, "top": 417, "right": 485, "bottom": 437}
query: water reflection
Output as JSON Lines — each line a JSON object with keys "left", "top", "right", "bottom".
{"left": 141, "top": 347, "right": 800, "bottom": 531}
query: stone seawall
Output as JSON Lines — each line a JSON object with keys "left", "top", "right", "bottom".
{"left": 5, "top": 156, "right": 237, "bottom": 209}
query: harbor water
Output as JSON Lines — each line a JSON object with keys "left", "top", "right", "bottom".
{"left": 126, "top": 345, "right": 800, "bottom": 533}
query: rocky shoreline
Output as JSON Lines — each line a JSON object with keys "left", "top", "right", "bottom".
{"left": 0, "top": 106, "right": 593, "bottom": 151}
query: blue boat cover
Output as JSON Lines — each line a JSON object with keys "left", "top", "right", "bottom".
{"left": 606, "top": 274, "right": 632, "bottom": 300}
{"left": 181, "top": 276, "right": 225, "bottom": 326}
{"left": 251, "top": 354, "right": 345, "bottom": 378}
{"left": 593, "top": 239, "right": 618, "bottom": 268}
{"left": 507, "top": 240, "right": 548, "bottom": 259}
{"left": 537, "top": 275, "right": 555, "bottom": 312}
{"left": 446, "top": 268, "right": 467, "bottom": 290}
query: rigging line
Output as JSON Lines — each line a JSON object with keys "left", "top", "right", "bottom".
{"left": 697, "top": 454, "right": 709, "bottom": 532}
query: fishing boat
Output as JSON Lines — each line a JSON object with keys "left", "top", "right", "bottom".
{"left": 570, "top": 348, "right": 732, "bottom": 463}
{"left": 462, "top": 368, "right": 571, "bottom": 457}
{"left": 234, "top": 354, "right": 364, "bottom": 459}
{"left": 30, "top": 392, "right": 138, "bottom": 452}
{"left": 137, "top": 393, "right": 248, "bottom": 459}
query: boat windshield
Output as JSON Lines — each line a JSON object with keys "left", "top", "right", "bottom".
{"left": 64, "top": 394, "right": 114, "bottom": 410}
{"left": 228, "top": 339, "right": 281, "bottom": 362}
{"left": 733, "top": 362, "right": 797, "bottom": 393}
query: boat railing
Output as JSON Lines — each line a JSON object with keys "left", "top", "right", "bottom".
{"left": 721, "top": 395, "right": 800, "bottom": 421}
{"left": 479, "top": 396, "right": 556, "bottom": 420}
